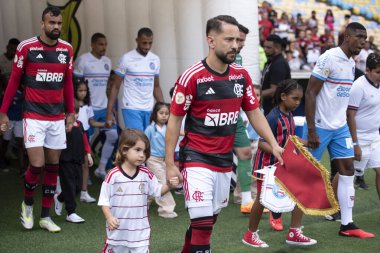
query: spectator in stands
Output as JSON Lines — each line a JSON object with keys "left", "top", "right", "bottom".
{"left": 320, "top": 27, "right": 335, "bottom": 54}
{"left": 339, "top": 14, "right": 351, "bottom": 35}
{"left": 324, "top": 9, "right": 335, "bottom": 32}
{"left": 307, "top": 44, "right": 320, "bottom": 67}
{"left": 275, "top": 12, "right": 291, "bottom": 49}
{"left": 259, "top": 12, "right": 273, "bottom": 44}
{"left": 368, "top": 35, "right": 378, "bottom": 53}
{"left": 261, "top": 35, "right": 291, "bottom": 115}
{"left": 286, "top": 50, "right": 302, "bottom": 71}
{"left": 295, "top": 13, "right": 307, "bottom": 38}
{"left": 307, "top": 10, "right": 319, "bottom": 30}
{"left": 310, "top": 27, "right": 320, "bottom": 48}
{"left": 297, "top": 30, "right": 310, "bottom": 61}
{"left": 355, "top": 41, "right": 374, "bottom": 73}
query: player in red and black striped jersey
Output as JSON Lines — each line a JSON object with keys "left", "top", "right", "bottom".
{"left": 0, "top": 6, "right": 74, "bottom": 233}
{"left": 165, "top": 15, "right": 283, "bottom": 253}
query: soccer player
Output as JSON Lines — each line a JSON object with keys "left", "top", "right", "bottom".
{"left": 347, "top": 52, "right": 380, "bottom": 200}
{"left": 232, "top": 23, "right": 256, "bottom": 214}
{"left": 304, "top": 22, "right": 374, "bottom": 238}
{"left": 106, "top": 27, "right": 164, "bottom": 131}
{"left": 0, "top": 6, "right": 75, "bottom": 232}
{"left": 74, "top": 33, "right": 118, "bottom": 179}
{"left": 165, "top": 15, "right": 283, "bottom": 253}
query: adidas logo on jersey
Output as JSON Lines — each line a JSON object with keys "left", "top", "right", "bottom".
{"left": 116, "top": 187, "right": 123, "bottom": 193}
{"left": 36, "top": 54, "right": 43, "bottom": 59}
{"left": 205, "top": 87, "right": 215, "bottom": 95}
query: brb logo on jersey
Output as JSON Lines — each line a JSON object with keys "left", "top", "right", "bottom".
{"left": 204, "top": 109, "right": 239, "bottom": 126}
{"left": 36, "top": 70, "right": 64, "bottom": 82}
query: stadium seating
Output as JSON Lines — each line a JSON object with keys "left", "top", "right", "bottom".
{"left": 260, "top": 0, "right": 380, "bottom": 46}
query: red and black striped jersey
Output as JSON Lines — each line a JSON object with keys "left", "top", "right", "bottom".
{"left": 0, "top": 36, "right": 74, "bottom": 120}
{"left": 253, "top": 107, "right": 295, "bottom": 179}
{"left": 171, "top": 60, "right": 259, "bottom": 172}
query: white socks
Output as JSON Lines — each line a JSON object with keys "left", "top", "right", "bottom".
{"left": 99, "top": 129, "right": 118, "bottom": 165}
{"left": 242, "top": 191, "right": 252, "bottom": 205}
{"left": 338, "top": 175, "right": 355, "bottom": 225}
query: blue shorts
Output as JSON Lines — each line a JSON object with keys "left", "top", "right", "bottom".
{"left": 93, "top": 109, "right": 117, "bottom": 131}
{"left": 121, "top": 109, "right": 151, "bottom": 131}
{"left": 302, "top": 124, "right": 354, "bottom": 161}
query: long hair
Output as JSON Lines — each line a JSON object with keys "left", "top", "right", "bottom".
{"left": 150, "top": 102, "right": 170, "bottom": 124}
{"left": 73, "top": 76, "right": 91, "bottom": 106}
{"left": 114, "top": 129, "right": 151, "bottom": 166}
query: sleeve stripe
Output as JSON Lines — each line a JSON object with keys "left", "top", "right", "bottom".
{"left": 178, "top": 61, "right": 203, "bottom": 86}
{"left": 182, "top": 65, "right": 205, "bottom": 87}
{"left": 311, "top": 72, "right": 327, "bottom": 81}
{"left": 17, "top": 37, "right": 38, "bottom": 51}
{"left": 347, "top": 105, "right": 358, "bottom": 110}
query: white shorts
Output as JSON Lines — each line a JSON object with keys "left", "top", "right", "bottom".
{"left": 182, "top": 167, "right": 232, "bottom": 213}
{"left": 354, "top": 137, "right": 380, "bottom": 176}
{"left": 3, "top": 120, "right": 23, "bottom": 141}
{"left": 102, "top": 244, "right": 149, "bottom": 253}
{"left": 23, "top": 118, "right": 66, "bottom": 149}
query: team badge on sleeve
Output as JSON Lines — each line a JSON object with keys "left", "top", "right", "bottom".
{"left": 175, "top": 92, "right": 185, "bottom": 104}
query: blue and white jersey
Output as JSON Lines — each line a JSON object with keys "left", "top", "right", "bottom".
{"left": 348, "top": 75, "right": 380, "bottom": 144}
{"left": 74, "top": 52, "right": 112, "bottom": 110}
{"left": 115, "top": 49, "right": 160, "bottom": 111}
{"left": 312, "top": 47, "right": 355, "bottom": 130}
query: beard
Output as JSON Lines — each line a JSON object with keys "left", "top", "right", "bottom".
{"left": 215, "top": 49, "right": 236, "bottom": 64}
{"left": 45, "top": 29, "right": 61, "bottom": 40}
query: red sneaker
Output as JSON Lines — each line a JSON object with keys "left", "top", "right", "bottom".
{"left": 242, "top": 229, "right": 269, "bottom": 248}
{"left": 286, "top": 227, "right": 317, "bottom": 246}
{"left": 339, "top": 223, "right": 375, "bottom": 238}
{"left": 269, "top": 212, "right": 283, "bottom": 231}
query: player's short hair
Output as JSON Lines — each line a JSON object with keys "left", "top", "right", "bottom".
{"left": 137, "top": 27, "right": 153, "bottom": 38}
{"left": 8, "top": 38, "right": 20, "bottom": 46}
{"left": 206, "top": 15, "right": 239, "bottom": 36}
{"left": 345, "top": 22, "right": 366, "bottom": 34}
{"left": 266, "top": 34, "right": 283, "bottom": 47}
{"left": 91, "top": 33, "right": 106, "bottom": 44}
{"left": 114, "top": 129, "right": 151, "bottom": 166}
{"left": 238, "top": 24, "right": 249, "bottom": 35}
{"left": 366, "top": 53, "right": 380, "bottom": 71}
{"left": 42, "top": 6, "right": 61, "bottom": 21}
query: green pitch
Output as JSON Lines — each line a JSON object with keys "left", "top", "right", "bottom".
{"left": 0, "top": 160, "right": 379, "bottom": 252}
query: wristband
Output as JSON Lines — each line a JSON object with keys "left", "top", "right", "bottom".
{"left": 353, "top": 142, "right": 359, "bottom": 146}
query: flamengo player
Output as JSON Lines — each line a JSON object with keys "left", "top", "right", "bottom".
{"left": 165, "top": 15, "right": 283, "bottom": 253}
{"left": 0, "top": 6, "right": 75, "bottom": 232}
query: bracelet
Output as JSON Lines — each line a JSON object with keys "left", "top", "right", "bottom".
{"left": 353, "top": 142, "right": 359, "bottom": 146}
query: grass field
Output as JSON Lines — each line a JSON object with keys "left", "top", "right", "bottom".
{"left": 0, "top": 159, "right": 379, "bottom": 253}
